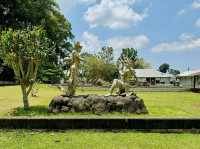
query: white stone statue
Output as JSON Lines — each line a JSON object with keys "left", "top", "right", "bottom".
{"left": 109, "top": 55, "right": 136, "bottom": 96}
{"left": 63, "top": 42, "right": 82, "bottom": 96}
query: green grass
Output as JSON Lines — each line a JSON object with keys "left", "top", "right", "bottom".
{"left": 1, "top": 84, "right": 200, "bottom": 118}
{"left": 0, "top": 130, "right": 200, "bottom": 149}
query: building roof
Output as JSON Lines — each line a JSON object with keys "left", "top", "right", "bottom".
{"left": 178, "top": 69, "right": 200, "bottom": 77}
{"left": 135, "top": 69, "right": 174, "bottom": 78}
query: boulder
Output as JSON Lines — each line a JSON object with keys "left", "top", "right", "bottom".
{"left": 48, "top": 95, "right": 148, "bottom": 114}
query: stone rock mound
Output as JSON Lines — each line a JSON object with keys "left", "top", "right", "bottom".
{"left": 48, "top": 95, "right": 148, "bottom": 114}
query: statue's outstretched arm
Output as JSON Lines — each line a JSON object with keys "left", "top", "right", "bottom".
{"left": 64, "top": 57, "right": 71, "bottom": 62}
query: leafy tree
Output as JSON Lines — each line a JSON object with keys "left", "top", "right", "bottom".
{"left": 0, "top": 26, "right": 52, "bottom": 109}
{"left": 159, "top": 63, "right": 170, "bottom": 73}
{"left": 135, "top": 58, "right": 151, "bottom": 69}
{"left": 0, "top": 0, "right": 74, "bottom": 82}
{"left": 118, "top": 48, "right": 138, "bottom": 68}
{"left": 81, "top": 55, "right": 118, "bottom": 84}
{"left": 98, "top": 46, "right": 114, "bottom": 63}
{"left": 169, "top": 69, "right": 180, "bottom": 75}
{"left": 118, "top": 48, "right": 151, "bottom": 69}
{"left": 0, "top": 0, "right": 73, "bottom": 56}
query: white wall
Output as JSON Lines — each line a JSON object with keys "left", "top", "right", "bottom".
{"left": 137, "top": 77, "right": 172, "bottom": 85}
{"left": 179, "top": 77, "right": 194, "bottom": 88}
{"left": 160, "top": 78, "right": 171, "bottom": 84}
{"left": 196, "top": 76, "right": 200, "bottom": 88}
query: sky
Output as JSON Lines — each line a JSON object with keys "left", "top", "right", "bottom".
{"left": 57, "top": 0, "right": 200, "bottom": 71}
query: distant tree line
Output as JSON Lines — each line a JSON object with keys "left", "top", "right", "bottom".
{"left": 80, "top": 47, "right": 151, "bottom": 85}
{"left": 159, "top": 63, "right": 180, "bottom": 75}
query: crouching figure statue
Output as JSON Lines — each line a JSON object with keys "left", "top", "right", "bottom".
{"left": 109, "top": 55, "right": 136, "bottom": 96}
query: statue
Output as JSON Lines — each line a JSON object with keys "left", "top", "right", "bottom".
{"left": 109, "top": 54, "right": 136, "bottom": 96}
{"left": 63, "top": 42, "right": 83, "bottom": 97}
{"left": 49, "top": 48, "right": 148, "bottom": 114}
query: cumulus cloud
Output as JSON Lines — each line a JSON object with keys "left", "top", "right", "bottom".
{"left": 81, "top": 32, "right": 149, "bottom": 57}
{"left": 192, "top": 0, "right": 200, "bottom": 9}
{"left": 106, "top": 35, "right": 149, "bottom": 51}
{"left": 178, "top": 33, "right": 195, "bottom": 40}
{"left": 84, "top": 0, "right": 148, "bottom": 29}
{"left": 81, "top": 32, "right": 102, "bottom": 53}
{"left": 151, "top": 34, "right": 200, "bottom": 52}
{"left": 106, "top": 35, "right": 149, "bottom": 57}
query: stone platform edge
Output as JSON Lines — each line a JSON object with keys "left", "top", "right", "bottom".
{"left": 0, "top": 118, "right": 200, "bottom": 131}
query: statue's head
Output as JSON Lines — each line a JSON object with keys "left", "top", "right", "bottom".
{"left": 74, "top": 42, "right": 82, "bottom": 53}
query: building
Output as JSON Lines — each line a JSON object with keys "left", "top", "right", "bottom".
{"left": 178, "top": 69, "right": 200, "bottom": 89}
{"left": 135, "top": 69, "right": 175, "bottom": 86}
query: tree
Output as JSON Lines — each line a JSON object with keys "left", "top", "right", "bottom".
{"left": 37, "top": 63, "right": 64, "bottom": 84}
{"left": 0, "top": 26, "right": 52, "bottom": 109}
{"left": 98, "top": 46, "right": 114, "bottom": 63}
{"left": 135, "top": 58, "right": 151, "bottom": 69}
{"left": 159, "top": 63, "right": 170, "bottom": 73}
{"left": 81, "top": 55, "right": 118, "bottom": 84}
{"left": 118, "top": 48, "right": 138, "bottom": 68}
{"left": 169, "top": 69, "right": 180, "bottom": 75}
{"left": 0, "top": 0, "right": 74, "bottom": 82}
{"left": 118, "top": 48, "right": 151, "bottom": 69}
{"left": 0, "top": 0, "right": 73, "bottom": 57}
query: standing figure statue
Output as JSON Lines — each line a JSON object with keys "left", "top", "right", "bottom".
{"left": 109, "top": 54, "right": 136, "bottom": 96}
{"left": 63, "top": 42, "right": 83, "bottom": 97}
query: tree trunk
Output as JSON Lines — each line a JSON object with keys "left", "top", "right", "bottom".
{"left": 21, "top": 85, "right": 29, "bottom": 110}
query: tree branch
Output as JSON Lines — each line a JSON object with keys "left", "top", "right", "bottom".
{"left": 26, "top": 83, "right": 34, "bottom": 96}
{"left": 32, "top": 62, "right": 39, "bottom": 80}
{"left": 18, "top": 56, "right": 25, "bottom": 78}
{"left": 11, "top": 61, "right": 21, "bottom": 82}
{"left": 25, "top": 61, "right": 32, "bottom": 80}
{"left": 26, "top": 62, "right": 39, "bottom": 96}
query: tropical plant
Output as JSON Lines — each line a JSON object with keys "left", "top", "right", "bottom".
{"left": 0, "top": 26, "right": 52, "bottom": 109}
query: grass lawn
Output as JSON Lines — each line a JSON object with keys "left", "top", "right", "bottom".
{"left": 0, "top": 84, "right": 200, "bottom": 118}
{"left": 0, "top": 130, "right": 200, "bottom": 149}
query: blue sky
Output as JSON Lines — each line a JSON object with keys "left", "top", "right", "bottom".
{"left": 57, "top": 0, "right": 200, "bottom": 71}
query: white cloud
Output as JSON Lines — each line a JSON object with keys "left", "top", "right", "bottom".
{"left": 81, "top": 32, "right": 149, "bottom": 57}
{"left": 179, "top": 33, "right": 195, "bottom": 40}
{"left": 106, "top": 35, "right": 149, "bottom": 51}
{"left": 106, "top": 35, "right": 149, "bottom": 57}
{"left": 152, "top": 34, "right": 200, "bottom": 52}
{"left": 195, "top": 18, "right": 200, "bottom": 28}
{"left": 192, "top": 0, "right": 200, "bottom": 9}
{"left": 177, "top": 9, "right": 186, "bottom": 16}
{"left": 84, "top": 0, "right": 148, "bottom": 29}
{"left": 81, "top": 32, "right": 102, "bottom": 53}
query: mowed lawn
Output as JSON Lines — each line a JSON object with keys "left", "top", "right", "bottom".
{"left": 0, "top": 130, "right": 200, "bottom": 149}
{"left": 0, "top": 84, "right": 200, "bottom": 117}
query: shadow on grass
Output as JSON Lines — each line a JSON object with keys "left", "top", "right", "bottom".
{"left": 9, "top": 106, "right": 98, "bottom": 117}
{"left": 10, "top": 106, "right": 50, "bottom": 117}
{"left": 9, "top": 106, "right": 143, "bottom": 118}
